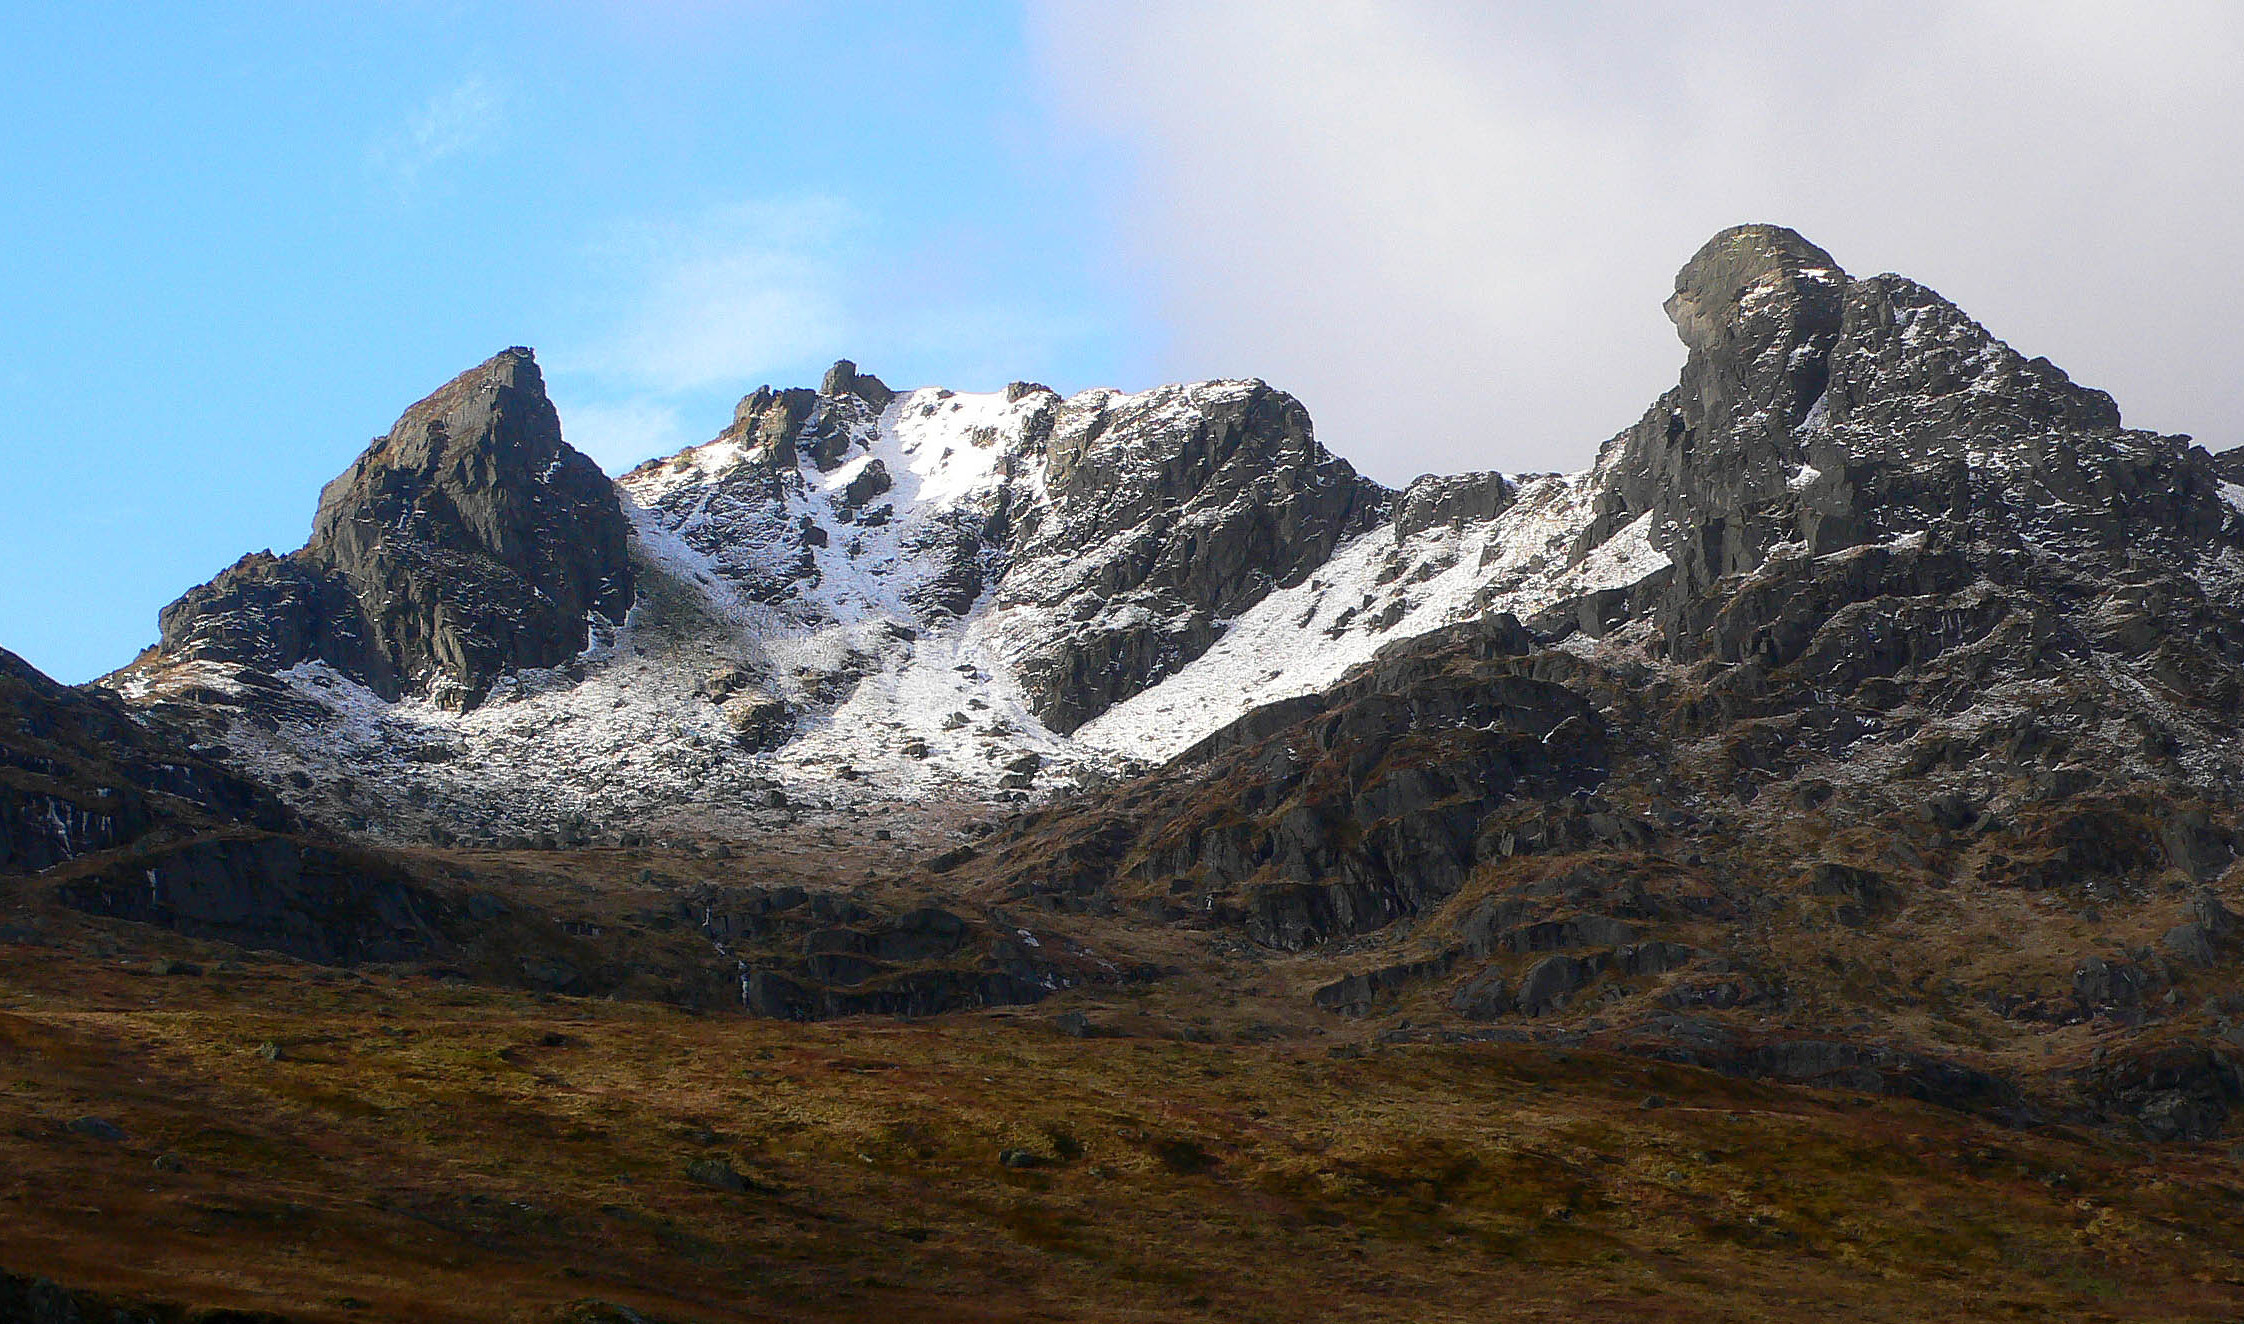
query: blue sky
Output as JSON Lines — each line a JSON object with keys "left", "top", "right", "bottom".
{"left": 0, "top": 1, "right": 1155, "bottom": 682}
{"left": 6, "top": 2, "right": 2241, "bottom": 683}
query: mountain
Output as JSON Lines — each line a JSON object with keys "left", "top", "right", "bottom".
{"left": 69, "top": 222, "right": 2244, "bottom": 1132}
{"left": 948, "top": 224, "right": 2244, "bottom": 1135}
{"left": 146, "top": 348, "right": 634, "bottom": 711}
{"left": 16, "top": 223, "right": 2244, "bottom": 1319}
{"left": 102, "top": 352, "right": 1646, "bottom": 845}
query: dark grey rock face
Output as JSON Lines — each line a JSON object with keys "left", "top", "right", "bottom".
{"left": 973, "top": 628, "right": 1612, "bottom": 949}
{"left": 1312, "top": 952, "right": 1458, "bottom": 1016}
{"left": 1516, "top": 952, "right": 1597, "bottom": 1014}
{"left": 689, "top": 888, "right": 1077, "bottom": 1020}
{"left": 54, "top": 834, "right": 453, "bottom": 964}
{"left": 1393, "top": 471, "right": 1513, "bottom": 540}
{"left": 154, "top": 349, "right": 634, "bottom": 709}
{"left": 2085, "top": 1038, "right": 2244, "bottom": 1142}
{"left": 1577, "top": 223, "right": 2216, "bottom": 634}
{"left": 1000, "top": 381, "right": 1390, "bottom": 732}
{"left": 821, "top": 358, "right": 894, "bottom": 410}
{"left": 153, "top": 551, "right": 380, "bottom": 686}
{"left": 0, "top": 647, "right": 291, "bottom": 875}
{"left": 729, "top": 384, "right": 820, "bottom": 468}
{"left": 1581, "top": 224, "right": 1849, "bottom": 584}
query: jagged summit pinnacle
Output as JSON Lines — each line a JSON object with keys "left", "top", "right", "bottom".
{"left": 1665, "top": 223, "right": 1845, "bottom": 351}
{"left": 819, "top": 358, "right": 894, "bottom": 409}
{"left": 142, "top": 345, "right": 634, "bottom": 709}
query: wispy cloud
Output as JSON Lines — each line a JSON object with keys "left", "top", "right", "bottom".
{"left": 557, "top": 397, "right": 692, "bottom": 476}
{"left": 546, "top": 194, "right": 1114, "bottom": 473}
{"left": 590, "top": 197, "right": 858, "bottom": 395}
{"left": 368, "top": 74, "right": 506, "bottom": 194}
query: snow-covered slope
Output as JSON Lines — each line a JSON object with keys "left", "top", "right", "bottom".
{"left": 107, "top": 360, "right": 1670, "bottom": 846}
{"left": 119, "top": 222, "right": 2239, "bottom": 853}
{"left": 1074, "top": 474, "right": 1667, "bottom": 763}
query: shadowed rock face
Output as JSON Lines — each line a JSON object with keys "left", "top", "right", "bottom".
{"left": 52, "top": 833, "right": 455, "bottom": 964}
{"left": 0, "top": 647, "right": 293, "bottom": 875}
{"left": 1001, "top": 380, "right": 1390, "bottom": 732}
{"left": 1578, "top": 224, "right": 2176, "bottom": 613}
{"left": 155, "top": 349, "right": 633, "bottom": 708}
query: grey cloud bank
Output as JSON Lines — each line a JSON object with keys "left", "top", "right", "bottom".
{"left": 1029, "top": 0, "right": 2244, "bottom": 484}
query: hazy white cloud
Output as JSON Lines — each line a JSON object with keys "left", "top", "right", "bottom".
{"left": 368, "top": 74, "right": 506, "bottom": 193}
{"left": 551, "top": 195, "right": 1120, "bottom": 472}
{"left": 1029, "top": 0, "right": 2244, "bottom": 483}
{"left": 586, "top": 197, "right": 858, "bottom": 395}
{"left": 555, "top": 397, "right": 691, "bottom": 476}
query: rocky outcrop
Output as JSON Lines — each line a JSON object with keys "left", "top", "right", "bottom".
{"left": 0, "top": 647, "right": 291, "bottom": 875}
{"left": 52, "top": 833, "right": 454, "bottom": 964}
{"left": 1313, "top": 952, "right": 1459, "bottom": 1016}
{"left": 1580, "top": 224, "right": 2224, "bottom": 646}
{"left": 689, "top": 888, "right": 1088, "bottom": 1021}
{"left": 968, "top": 625, "right": 1614, "bottom": 947}
{"left": 152, "top": 349, "right": 633, "bottom": 709}
{"left": 822, "top": 358, "right": 894, "bottom": 410}
{"left": 1579, "top": 224, "right": 1850, "bottom": 584}
{"left": 2084, "top": 1036, "right": 2244, "bottom": 1141}
{"left": 999, "top": 380, "right": 1389, "bottom": 731}
{"left": 1393, "top": 471, "right": 1513, "bottom": 539}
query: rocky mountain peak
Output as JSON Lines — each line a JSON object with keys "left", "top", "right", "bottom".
{"left": 309, "top": 347, "right": 583, "bottom": 560}
{"left": 1667, "top": 224, "right": 1840, "bottom": 322}
{"left": 1663, "top": 223, "right": 1847, "bottom": 434}
{"left": 820, "top": 358, "right": 895, "bottom": 409}
{"left": 1579, "top": 224, "right": 2213, "bottom": 618}
{"left": 1581, "top": 226, "right": 1847, "bottom": 580}
{"left": 144, "top": 348, "right": 633, "bottom": 710}
{"left": 996, "top": 379, "right": 1391, "bottom": 732}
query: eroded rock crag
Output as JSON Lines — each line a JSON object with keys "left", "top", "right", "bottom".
{"left": 153, "top": 348, "right": 633, "bottom": 709}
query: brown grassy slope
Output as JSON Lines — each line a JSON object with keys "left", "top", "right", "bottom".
{"left": 3, "top": 932, "right": 2244, "bottom": 1323}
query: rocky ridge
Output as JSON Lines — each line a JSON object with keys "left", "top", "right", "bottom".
{"left": 0, "top": 645, "right": 291, "bottom": 874}
{"left": 106, "top": 226, "right": 2244, "bottom": 850}
{"left": 61, "top": 223, "right": 2244, "bottom": 1140}
{"left": 149, "top": 348, "right": 634, "bottom": 712}
{"left": 919, "top": 224, "right": 2244, "bottom": 1136}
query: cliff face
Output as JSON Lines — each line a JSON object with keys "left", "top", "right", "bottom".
{"left": 995, "top": 379, "right": 1390, "bottom": 732}
{"left": 153, "top": 349, "right": 633, "bottom": 709}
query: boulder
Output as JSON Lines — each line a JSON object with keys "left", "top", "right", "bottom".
{"left": 720, "top": 692, "right": 796, "bottom": 750}
{"left": 1448, "top": 970, "right": 1511, "bottom": 1020}
{"left": 1517, "top": 954, "right": 1598, "bottom": 1015}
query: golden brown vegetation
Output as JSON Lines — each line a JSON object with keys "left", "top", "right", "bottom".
{"left": 4, "top": 932, "right": 2244, "bottom": 1323}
